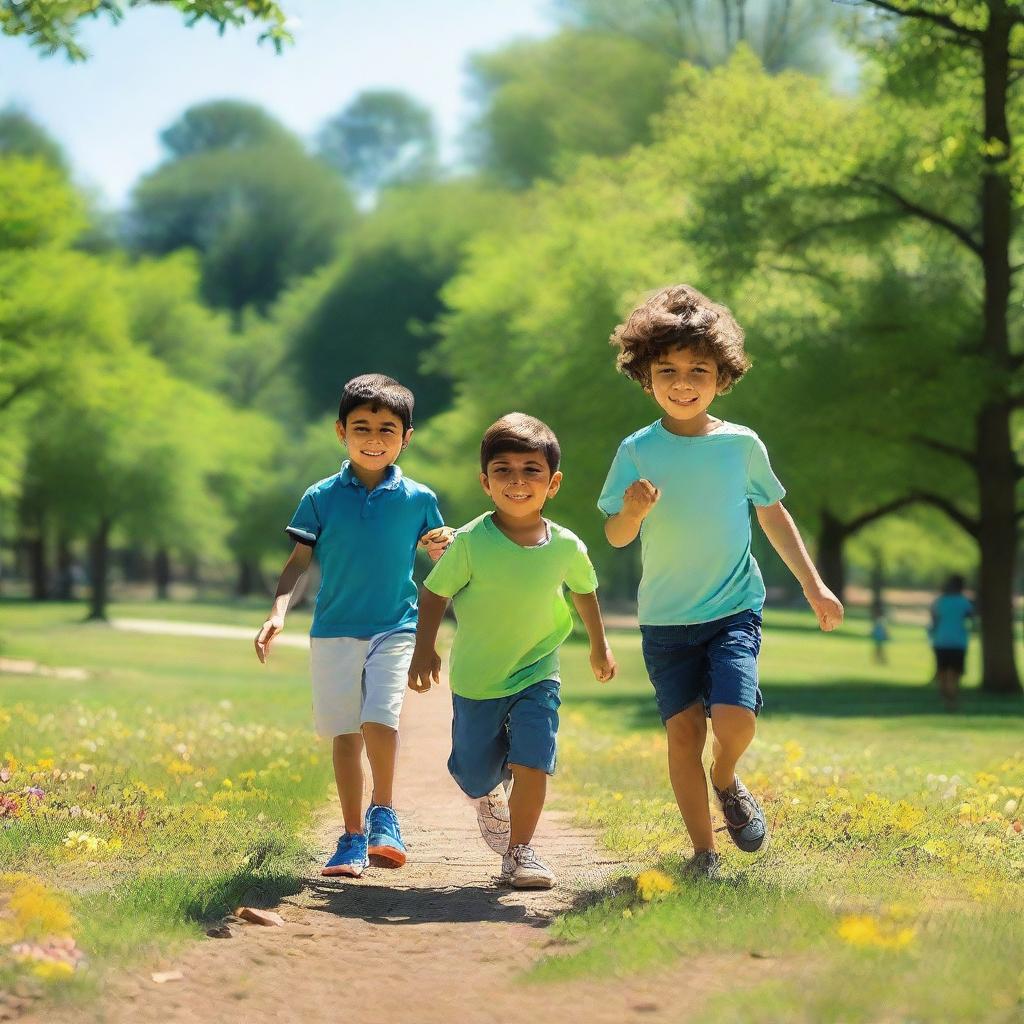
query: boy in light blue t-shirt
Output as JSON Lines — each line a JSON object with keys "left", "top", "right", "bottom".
{"left": 599, "top": 284, "right": 844, "bottom": 879}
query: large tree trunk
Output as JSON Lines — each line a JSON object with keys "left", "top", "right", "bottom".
{"left": 816, "top": 509, "right": 846, "bottom": 602}
{"left": 88, "top": 518, "right": 112, "bottom": 622}
{"left": 154, "top": 548, "right": 171, "bottom": 600}
{"left": 236, "top": 558, "right": 264, "bottom": 597}
{"left": 976, "top": 7, "right": 1022, "bottom": 695}
{"left": 26, "top": 534, "right": 48, "bottom": 601}
{"left": 55, "top": 532, "right": 74, "bottom": 601}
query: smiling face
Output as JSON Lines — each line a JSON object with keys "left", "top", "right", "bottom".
{"left": 335, "top": 403, "right": 411, "bottom": 476}
{"left": 649, "top": 345, "right": 722, "bottom": 427}
{"left": 480, "top": 450, "right": 562, "bottom": 520}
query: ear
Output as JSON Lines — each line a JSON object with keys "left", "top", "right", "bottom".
{"left": 335, "top": 420, "right": 346, "bottom": 445}
{"left": 479, "top": 471, "right": 491, "bottom": 496}
{"left": 546, "top": 470, "right": 563, "bottom": 498}
{"left": 401, "top": 427, "right": 414, "bottom": 450}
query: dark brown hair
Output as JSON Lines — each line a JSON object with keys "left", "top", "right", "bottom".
{"left": 610, "top": 284, "right": 751, "bottom": 392}
{"left": 338, "top": 373, "right": 414, "bottom": 432}
{"left": 480, "top": 413, "right": 561, "bottom": 474}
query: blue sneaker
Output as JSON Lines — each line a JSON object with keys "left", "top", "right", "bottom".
{"left": 365, "top": 803, "right": 407, "bottom": 867}
{"left": 322, "top": 832, "right": 369, "bottom": 877}
{"left": 711, "top": 768, "right": 767, "bottom": 853}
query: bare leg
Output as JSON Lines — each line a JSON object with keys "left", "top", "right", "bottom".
{"left": 665, "top": 704, "right": 714, "bottom": 852}
{"left": 361, "top": 722, "right": 399, "bottom": 807}
{"left": 332, "top": 733, "right": 364, "bottom": 834}
{"left": 709, "top": 705, "right": 757, "bottom": 792}
{"left": 507, "top": 764, "right": 547, "bottom": 848}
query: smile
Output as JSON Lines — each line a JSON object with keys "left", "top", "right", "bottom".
{"left": 503, "top": 493, "right": 531, "bottom": 501}
{"left": 670, "top": 395, "right": 700, "bottom": 406}
{"left": 360, "top": 450, "right": 386, "bottom": 457}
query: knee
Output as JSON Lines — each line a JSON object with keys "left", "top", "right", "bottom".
{"left": 711, "top": 708, "right": 756, "bottom": 752}
{"left": 665, "top": 712, "right": 707, "bottom": 756}
{"left": 333, "top": 733, "right": 363, "bottom": 754}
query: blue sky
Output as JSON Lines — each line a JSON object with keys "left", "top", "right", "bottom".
{"left": 0, "top": 1, "right": 552, "bottom": 206}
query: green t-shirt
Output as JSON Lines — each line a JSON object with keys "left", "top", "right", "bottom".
{"left": 424, "top": 512, "right": 599, "bottom": 700}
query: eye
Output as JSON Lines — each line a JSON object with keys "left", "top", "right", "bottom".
{"left": 693, "top": 367, "right": 709, "bottom": 374}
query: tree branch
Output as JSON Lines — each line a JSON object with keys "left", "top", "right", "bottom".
{"left": 850, "top": 176, "right": 982, "bottom": 256}
{"left": 857, "top": 0, "right": 983, "bottom": 40}
{"left": 841, "top": 494, "right": 919, "bottom": 536}
{"left": 910, "top": 434, "right": 977, "bottom": 467}
{"left": 910, "top": 490, "right": 981, "bottom": 537}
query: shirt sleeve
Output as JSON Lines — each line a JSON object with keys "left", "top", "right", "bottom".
{"left": 597, "top": 443, "right": 640, "bottom": 517}
{"left": 746, "top": 436, "right": 786, "bottom": 507}
{"left": 285, "top": 489, "right": 321, "bottom": 547}
{"left": 420, "top": 490, "right": 444, "bottom": 536}
{"left": 565, "top": 537, "right": 599, "bottom": 595}
{"left": 423, "top": 531, "right": 471, "bottom": 598}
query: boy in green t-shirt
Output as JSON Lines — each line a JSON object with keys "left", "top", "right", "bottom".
{"left": 408, "top": 413, "right": 616, "bottom": 889}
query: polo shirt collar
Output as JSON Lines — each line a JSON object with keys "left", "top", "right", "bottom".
{"left": 339, "top": 460, "right": 403, "bottom": 491}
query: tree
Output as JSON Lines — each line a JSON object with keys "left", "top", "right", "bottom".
{"left": 467, "top": 31, "right": 674, "bottom": 186}
{"left": 130, "top": 104, "right": 354, "bottom": 315}
{"left": 0, "top": 107, "right": 67, "bottom": 174}
{"left": 2, "top": 1, "right": 292, "bottom": 61}
{"left": 160, "top": 100, "right": 297, "bottom": 159}
{"left": 555, "top": 0, "right": 838, "bottom": 72}
{"left": 317, "top": 91, "right": 438, "bottom": 194}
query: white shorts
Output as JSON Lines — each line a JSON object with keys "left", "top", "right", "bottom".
{"left": 309, "top": 630, "right": 415, "bottom": 737}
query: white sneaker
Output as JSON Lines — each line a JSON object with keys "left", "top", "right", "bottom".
{"left": 475, "top": 783, "right": 511, "bottom": 854}
{"left": 500, "top": 844, "right": 555, "bottom": 890}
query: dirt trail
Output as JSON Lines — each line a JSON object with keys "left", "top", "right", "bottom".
{"left": 32, "top": 620, "right": 777, "bottom": 1024}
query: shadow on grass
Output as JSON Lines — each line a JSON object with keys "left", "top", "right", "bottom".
{"left": 572, "top": 683, "right": 1024, "bottom": 729}
{"left": 304, "top": 878, "right": 553, "bottom": 927}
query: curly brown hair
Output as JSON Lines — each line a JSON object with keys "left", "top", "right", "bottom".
{"left": 610, "top": 284, "right": 751, "bottom": 392}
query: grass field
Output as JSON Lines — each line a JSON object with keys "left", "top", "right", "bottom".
{"left": 548, "top": 610, "right": 1024, "bottom": 1022}
{"left": 2, "top": 600, "right": 1023, "bottom": 1021}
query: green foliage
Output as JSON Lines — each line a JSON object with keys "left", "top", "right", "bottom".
{"left": 130, "top": 105, "right": 354, "bottom": 314}
{"left": 0, "top": 107, "right": 67, "bottom": 174}
{"left": 159, "top": 100, "right": 297, "bottom": 159}
{"left": 317, "top": 90, "right": 438, "bottom": 192}
{"left": 468, "top": 30, "right": 674, "bottom": 186}
{"left": 1, "top": 0, "right": 293, "bottom": 61}
{"left": 0, "top": 157, "right": 83, "bottom": 250}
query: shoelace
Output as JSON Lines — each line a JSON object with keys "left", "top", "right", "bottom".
{"left": 717, "top": 788, "right": 757, "bottom": 829}
{"left": 510, "top": 844, "right": 544, "bottom": 870}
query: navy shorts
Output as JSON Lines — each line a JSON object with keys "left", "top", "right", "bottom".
{"left": 448, "top": 679, "right": 560, "bottom": 799}
{"left": 934, "top": 647, "right": 966, "bottom": 673}
{"left": 640, "top": 610, "right": 763, "bottom": 723}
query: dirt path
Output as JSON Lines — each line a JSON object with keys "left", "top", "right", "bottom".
{"left": 31, "top": 620, "right": 778, "bottom": 1024}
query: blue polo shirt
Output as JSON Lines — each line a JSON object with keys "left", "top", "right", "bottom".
{"left": 286, "top": 462, "right": 443, "bottom": 639}
{"left": 598, "top": 420, "right": 785, "bottom": 626}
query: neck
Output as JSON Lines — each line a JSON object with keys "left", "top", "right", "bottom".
{"left": 349, "top": 461, "right": 389, "bottom": 490}
{"left": 661, "top": 411, "right": 717, "bottom": 437}
{"left": 492, "top": 509, "right": 546, "bottom": 542}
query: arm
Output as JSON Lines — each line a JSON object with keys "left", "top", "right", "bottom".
{"left": 755, "top": 501, "right": 844, "bottom": 632}
{"left": 570, "top": 590, "right": 616, "bottom": 682}
{"left": 418, "top": 526, "right": 455, "bottom": 562}
{"left": 604, "top": 480, "right": 660, "bottom": 548}
{"left": 254, "top": 542, "right": 313, "bottom": 663}
{"left": 407, "top": 588, "right": 449, "bottom": 692}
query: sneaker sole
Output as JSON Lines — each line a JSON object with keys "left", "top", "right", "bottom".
{"left": 367, "top": 845, "right": 407, "bottom": 867}
{"left": 509, "top": 876, "right": 555, "bottom": 890}
{"left": 321, "top": 864, "right": 365, "bottom": 877}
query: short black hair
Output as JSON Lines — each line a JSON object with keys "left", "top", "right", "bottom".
{"left": 337, "top": 374, "right": 414, "bottom": 433}
{"left": 480, "top": 413, "right": 560, "bottom": 474}
{"left": 944, "top": 574, "right": 966, "bottom": 594}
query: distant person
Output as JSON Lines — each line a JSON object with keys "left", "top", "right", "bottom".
{"left": 408, "top": 414, "right": 616, "bottom": 890}
{"left": 871, "top": 601, "right": 890, "bottom": 665}
{"left": 254, "top": 374, "right": 453, "bottom": 878}
{"left": 929, "top": 574, "right": 975, "bottom": 712}
{"left": 598, "top": 284, "right": 844, "bottom": 880}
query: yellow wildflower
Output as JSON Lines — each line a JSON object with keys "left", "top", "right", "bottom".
{"left": 636, "top": 869, "right": 676, "bottom": 901}
{"left": 837, "top": 914, "right": 915, "bottom": 950}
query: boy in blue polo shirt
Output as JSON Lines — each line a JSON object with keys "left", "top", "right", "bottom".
{"left": 599, "top": 285, "right": 843, "bottom": 879}
{"left": 255, "top": 374, "right": 451, "bottom": 878}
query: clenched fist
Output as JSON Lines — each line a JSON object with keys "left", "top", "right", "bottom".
{"left": 622, "top": 479, "right": 661, "bottom": 518}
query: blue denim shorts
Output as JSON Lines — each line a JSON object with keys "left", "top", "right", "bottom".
{"left": 640, "top": 610, "right": 763, "bottom": 723}
{"left": 448, "top": 679, "right": 560, "bottom": 799}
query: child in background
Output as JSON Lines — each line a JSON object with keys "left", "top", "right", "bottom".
{"left": 929, "top": 574, "right": 974, "bottom": 711}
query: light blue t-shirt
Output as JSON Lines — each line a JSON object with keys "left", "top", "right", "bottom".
{"left": 286, "top": 462, "right": 443, "bottom": 639}
{"left": 597, "top": 420, "right": 785, "bottom": 626}
{"left": 930, "top": 593, "right": 974, "bottom": 650}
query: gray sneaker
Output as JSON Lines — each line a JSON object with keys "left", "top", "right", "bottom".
{"left": 681, "top": 850, "right": 722, "bottom": 881}
{"left": 500, "top": 844, "right": 555, "bottom": 889}
{"left": 475, "top": 783, "right": 511, "bottom": 854}
{"left": 712, "top": 770, "right": 767, "bottom": 853}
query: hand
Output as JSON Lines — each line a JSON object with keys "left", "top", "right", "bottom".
{"left": 590, "top": 644, "right": 617, "bottom": 683}
{"left": 622, "top": 479, "right": 660, "bottom": 519}
{"left": 804, "top": 584, "right": 844, "bottom": 632}
{"left": 419, "top": 526, "right": 455, "bottom": 562}
{"left": 255, "top": 614, "right": 284, "bottom": 663}
{"left": 407, "top": 646, "right": 441, "bottom": 692}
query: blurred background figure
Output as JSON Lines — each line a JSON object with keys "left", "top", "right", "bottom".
{"left": 928, "top": 575, "right": 975, "bottom": 712}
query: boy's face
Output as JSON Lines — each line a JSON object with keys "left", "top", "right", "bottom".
{"left": 480, "top": 451, "right": 562, "bottom": 519}
{"left": 335, "top": 403, "right": 412, "bottom": 472}
{"left": 648, "top": 345, "right": 722, "bottom": 423}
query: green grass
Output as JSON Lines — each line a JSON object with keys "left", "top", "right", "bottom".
{"left": 0, "top": 600, "right": 329, "bottom": 997}
{"left": 544, "top": 610, "right": 1024, "bottom": 1022}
